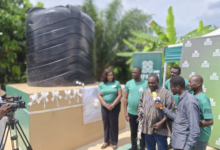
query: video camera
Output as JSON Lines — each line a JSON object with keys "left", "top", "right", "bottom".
{"left": 0, "top": 95, "right": 32, "bottom": 150}
{"left": 0, "top": 95, "right": 26, "bottom": 115}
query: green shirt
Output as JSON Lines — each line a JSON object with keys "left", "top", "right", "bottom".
{"left": 195, "top": 93, "right": 213, "bottom": 142}
{"left": 125, "top": 79, "right": 148, "bottom": 115}
{"left": 165, "top": 78, "right": 192, "bottom": 106}
{"left": 98, "top": 80, "right": 121, "bottom": 104}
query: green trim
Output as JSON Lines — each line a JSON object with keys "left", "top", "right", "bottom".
{"left": 118, "top": 141, "right": 141, "bottom": 150}
{"left": 117, "top": 143, "right": 132, "bottom": 150}
{"left": 165, "top": 46, "right": 182, "bottom": 62}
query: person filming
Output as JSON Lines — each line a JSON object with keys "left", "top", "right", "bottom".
{"left": 0, "top": 88, "right": 11, "bottom": 119}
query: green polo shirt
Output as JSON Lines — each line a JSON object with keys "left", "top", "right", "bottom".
{"left": 195, "top": 93, "right": 213, "bottom": 142}
{"left": 125, "top": 79, "right": 148, "bottom": 115}
{"left": 98, "top": 80, "right": 121, "bottom": 104}
{"left": 165, "top": 78, "right": 192, "bottom": 106}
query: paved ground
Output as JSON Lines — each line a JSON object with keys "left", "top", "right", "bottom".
{"left": 77, "top": 122, "right": 218, "bottom": 150}
{"left": 3, "top": 122, "right": 218, "bottom": 150}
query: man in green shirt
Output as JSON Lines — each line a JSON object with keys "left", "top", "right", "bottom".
{"left": 124, "top": 67, "right": 148, "bottom": 150}
{"left": 165, "top": 66, "right": 190, "bottom": 106}
{"left": 188, "top": 75, "right": 213, "bottom": 150}
{"left": 165, "top": 66, "right": 190, "bottom": 149}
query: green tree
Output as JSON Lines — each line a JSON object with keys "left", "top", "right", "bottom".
{"left": 129, "top": 7, "right": 217, "bottom": 49}
{"left": 117, "top": 6, "right": 218, "bottom": 79}
{"left": 116, "top": 38, "right": 156, "bottom": 64}
{"left": 178, "top": 20, "right": 217, "bottom": 43}
{"left": 79, "top": 0, "right": 152, "bottom": 81}
{"left": 116, "top": 6, "right": 176, "bottom": 65}
{"left": 0, "top": 0, "right": 43, "bottom": 86}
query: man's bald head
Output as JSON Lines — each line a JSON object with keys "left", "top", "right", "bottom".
{"left": 148, "top": 74, "right": 159, "bottom": 82}
{"left": 188, "top": 75, "right": 203, "bottom": 92}
{"left": 191, "top": 75, "right": 203, "bottom": 85}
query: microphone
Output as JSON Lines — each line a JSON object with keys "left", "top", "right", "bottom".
{"left": 152, "top": 92, "right": 161, "bottom": 103}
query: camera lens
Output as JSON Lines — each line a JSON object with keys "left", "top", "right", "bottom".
{"left": 18, "top": 101, "right": 26, "bottom": 108}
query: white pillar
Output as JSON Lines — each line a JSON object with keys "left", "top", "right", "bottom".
{"left": 163, "top": 62, "right": 168, "bottom": 87}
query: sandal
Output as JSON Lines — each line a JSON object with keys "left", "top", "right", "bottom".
{"left": 101, "top": 142, "right": 110, "bottom": 149}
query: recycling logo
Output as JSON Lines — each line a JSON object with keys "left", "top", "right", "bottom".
{"left": 213, "top": 49, "right": 220, "bottom": 57}
{"left": 185, "top": 40, "right": 192, "bottom": 47}
{"left": 139, "top": 87, "right": 144, "bottom": 92}
{"left": 142, "top": 61, "right": 153, "bottom": 73}
{"left": 141, "top": 60, "right": 160, "bottom": 80}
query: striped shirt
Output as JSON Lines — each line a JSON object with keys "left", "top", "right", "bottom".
{"left": 138, "top": 87, "right": 177, "bottom": 137}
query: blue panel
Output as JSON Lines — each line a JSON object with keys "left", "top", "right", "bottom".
{"left": 165, "top": 46, "right": 182, "bottom": 62}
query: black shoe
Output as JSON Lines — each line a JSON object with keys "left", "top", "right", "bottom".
{"left": 138, "top": 146, "right": 145, "bottom": 150}
{"left": 168, "top": 144, "right": 173, "bottom": 149}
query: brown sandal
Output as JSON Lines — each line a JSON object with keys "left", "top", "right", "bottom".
{"left": 101, "top": 142, "right": 110, "bottom": 149}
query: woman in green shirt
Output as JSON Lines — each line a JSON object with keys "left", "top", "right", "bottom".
{"left": 98, "top": 69, "right": 122, "bottom": 150}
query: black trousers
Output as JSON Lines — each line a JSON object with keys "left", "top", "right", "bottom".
{"left": 101, "top": 102, "right": 121, "bottom": 145}
{"left": 129, "top": 113, "right": 145, "bottom": 150}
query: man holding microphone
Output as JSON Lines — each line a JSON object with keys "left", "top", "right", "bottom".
{"left": 156, "top": 76, "right": 200, "bottom": 150}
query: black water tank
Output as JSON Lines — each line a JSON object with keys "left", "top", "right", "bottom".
{"left": 26, "top": 5, "right": 96, "bottom": 87}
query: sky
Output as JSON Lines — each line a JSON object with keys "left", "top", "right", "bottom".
{"left": 29, "top": 0, "right": 220, "bottom": 38}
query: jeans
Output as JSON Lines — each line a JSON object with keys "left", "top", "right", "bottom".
{"left": 128, "top": 113, "right": 145, "bottom": 150}
{"left": 193, "top": 141, "right": 207, "bottom": 150}
{"left": 145, "top": 133, "right": 168, "bottom": 150}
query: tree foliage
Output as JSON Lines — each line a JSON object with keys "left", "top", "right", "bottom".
{"left": 166, "top": 7, "right": 177, "bottom": 44}
{"left": 178, "top": 21, "right": 217, "bottom": 43}
{"left": 118, "top": 6, "right": 218, "bottom": 79}
{"left": 116, "top": 32, "right": 157, "bottom": 64}
{"left": 0, "top": 0, "right": 43, "bottom": 86}
{"left": 126, "top": 6, "right": 217, "bottom": 49}
{"left": 79, "top": 0, "right": 152, "bottom": 81}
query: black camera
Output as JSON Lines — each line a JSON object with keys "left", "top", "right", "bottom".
{"left": 0, "top": 95, "right": 32, "bottom": 150}
{"left": 0, "top": 95, "right": 26, "bottom": 113}
{"left": 3, "top": 95, "right": 22, "bottom": 101}
{"left": 0, "top": 101, "right": 26, "bottom": 110}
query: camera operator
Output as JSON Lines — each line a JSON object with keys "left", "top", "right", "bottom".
{"left": 0, "top": 88, "right": 11, "bottom": 119}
